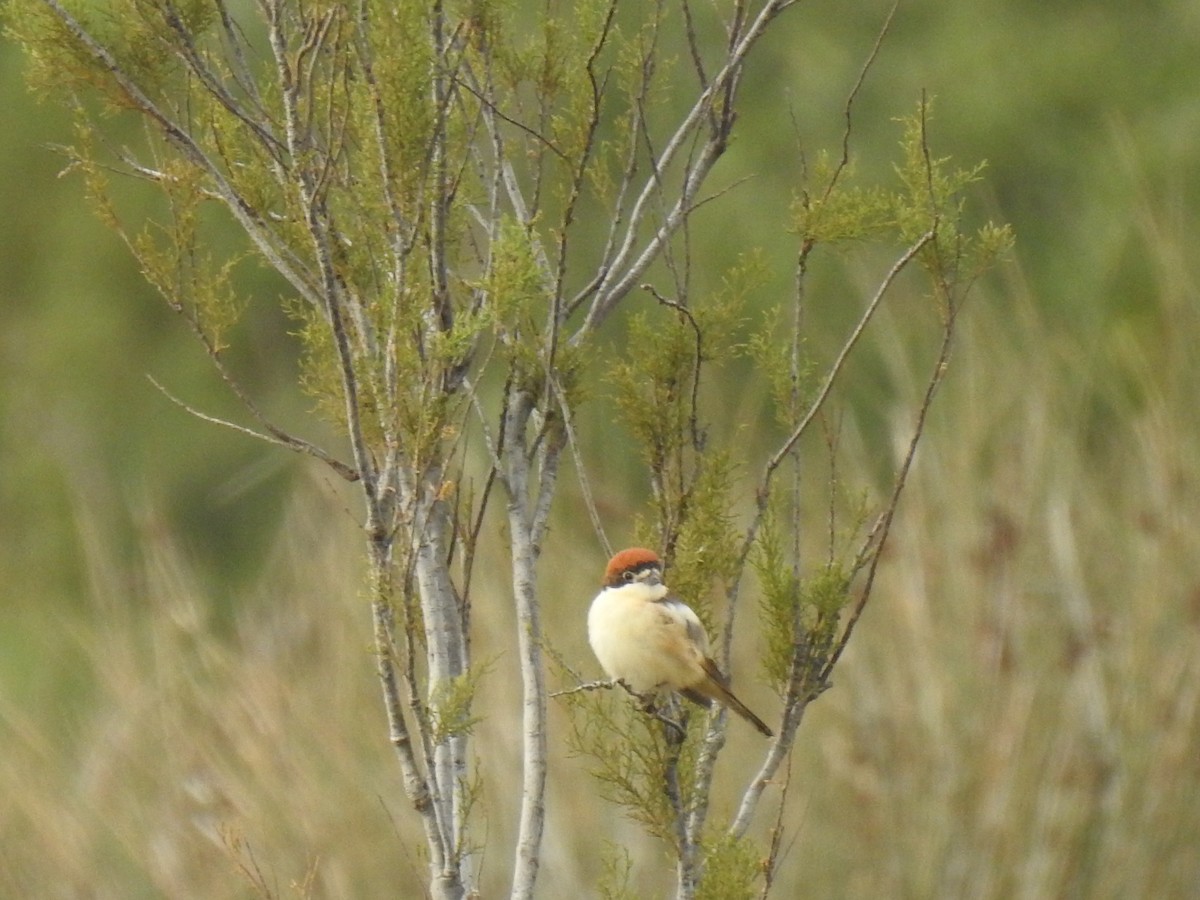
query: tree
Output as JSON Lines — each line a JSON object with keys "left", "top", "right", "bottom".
{"left": 7, "top": 0, "right": 1010, "bottom": 897}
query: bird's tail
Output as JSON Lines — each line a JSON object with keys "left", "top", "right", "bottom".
{"left": 690, "top": 661, "right": 774, "bottom": 737}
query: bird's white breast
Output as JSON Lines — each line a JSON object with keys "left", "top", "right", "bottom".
{"left": 588, "top": 581, "right": 684, "bottom": 693}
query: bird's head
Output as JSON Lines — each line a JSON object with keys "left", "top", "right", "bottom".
{"left": 603, "top": 547, "right": 664, "bottom": 589}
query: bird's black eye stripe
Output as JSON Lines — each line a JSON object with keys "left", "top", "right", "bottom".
{"left": 615, "top": 561, "right": 661, "bottom": 585}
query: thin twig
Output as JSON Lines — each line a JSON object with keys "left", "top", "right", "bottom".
{"left": 451, "top": 75, "right": 568, "bottom": 161}
{"left": 760, "top": 230, "right": 934, "bottom": 491}
{"left": 836, "top": 0, "right": 900, "bottom": 180}
{"left": 39, "top": 0, "right": 322, "bottom": 308}
{"left": 572, "top": 0, "right": 800, "bottom": 338}
{"left": 820, "top": 308, "right": 955, "bottom": 684}
{"left": 549, "top": 679, "right": 618, "bottom": 698}
{"left": 146, "top": 376, "right": 358, "bottom": 481}
{"left": 643, "top": 284, "right": 704, "bottom": 452}
{"left": 759, "top": 752, "right": 799, "bottom": 899}
{"left": 552, "top": 377, "right": 613, "bottom": 558}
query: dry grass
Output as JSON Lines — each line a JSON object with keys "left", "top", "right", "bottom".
{"left": 0, "top": 495, "right": 416, "bottom": 897}
{"left": 781, "top": 232, "right": 1200, "bottom": 896}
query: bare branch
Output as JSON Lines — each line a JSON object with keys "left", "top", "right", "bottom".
{"left": 452, "top": 75, "right": 568, "bottom": 162}
{"left": 551, "top": 377, "right": 613, "bottom": 558}
{"left": 146, "top": 376, "right": 358, "bottom": 482}
{"left": 549, "top": 679, "right": 619, "bottom": 698}
{"left": 822, "top": 307, "right": 957, "bottom": 684}
{"left": 836, "top": 0, "right": 900, "bottom": 181}
{"left": 573, "top": 0, "right": 800, "bottom": 338}
{"left": 643, "top": 284, "right": 704, "bottom": 452}
{"left": 371, "top": 591, "right": 448, "bottom": 877}
{"left": 530, "top": 436, "right": 565, "bottom": 555}
{"left": 758, "top": 748, "right": 799, "bottom": 899}
{"left": 503, "top": 389, "right": 550, "bottom": 900}
{"left": 213, "top": 0, "right": 266, "bottom": 113}
{"left": 759, "top": 230, "right": 935, "bottom": 498}
{"left": 38, "top": 0, "right": 322, "bottom": 307}
{"left": 157, "top": 3, "right": 286, "bottom": 162}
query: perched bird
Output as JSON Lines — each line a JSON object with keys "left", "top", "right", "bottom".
{"left": 587, "top": 547, "right": 773, "bottom": 737}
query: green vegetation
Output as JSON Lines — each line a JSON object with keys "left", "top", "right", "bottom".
{"left": 2, "top": 0, "right": 1198, "bottom": 897}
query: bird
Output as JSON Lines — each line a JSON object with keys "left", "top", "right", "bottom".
{"left": 587, "top": 547, "right": 773, "bottom": 737}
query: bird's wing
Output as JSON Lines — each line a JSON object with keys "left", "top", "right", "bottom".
{"left": 655, "top": 597, "right": 710, "bottom": 657}
{"left": 647, "top": 596, "right": 712, "bottom": 693}
{"left": 649, "top": 596, "right": 774, "bottom": 737}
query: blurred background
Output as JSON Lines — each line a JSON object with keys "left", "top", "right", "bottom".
{"left": 1, "top": 0, "right": 1198, "bottom": 896}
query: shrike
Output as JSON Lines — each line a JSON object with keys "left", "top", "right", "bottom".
{"left": 587, "top": 547, "right": 773, "bottom": 737}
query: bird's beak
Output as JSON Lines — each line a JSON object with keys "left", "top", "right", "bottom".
{"left": 644, "top": 569, "right": 663, "bottom": 586}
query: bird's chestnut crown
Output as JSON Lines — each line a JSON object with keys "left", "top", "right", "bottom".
{"left": 603, "top": 547, "right": 663, "bottom": 587}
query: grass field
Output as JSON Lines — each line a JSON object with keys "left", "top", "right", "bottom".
{"left": 3, "top": 214, "right": 1198, "bottom": 897}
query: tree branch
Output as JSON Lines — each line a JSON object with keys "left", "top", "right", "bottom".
{"left": 146, "top": 376, "right": 358, "bottom": 482}
{"left": 572, "top": 0, "right": 800, "bottom": 338}
{"left": 38, "top": 0, "right": 323, "bottom": 308}
{"left": 759, "top": 230, "right": 935, "bottom": 499}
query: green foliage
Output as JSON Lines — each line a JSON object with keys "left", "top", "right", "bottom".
{"left": 354, "top": 3, "right": 434, "bottom": 220}
{"left": 596, "top": 843, "right": 637, "bottom": 900}
{"left": 564, "top": 682, "right": 704, "bottom": 849}
{"left": 6, "top": 0, "right": 213, "bottom": 108}
{"left": 610, "top": 261, "right": 759, "bottom": 563}
{"left": 792, "top": 153, "right": 895, "bottom": 246}
{"left": 664, "top": 451, "right": 740, "bottom": 632}
{"left": 793, "top": 100, "right": 1015, "bottom": 312}
{"left": 752, "top": 506, "right": 849, "bottom": 695}
{"left": 752, "top": 509, "right": 801, "bottom": 689}
{"left": 744, "top": 306, "right": 817, "bottom": 431}
{"left": 804, "top": 564, "right": 851, "bottom": 620}
{"left": 287, "top": 297, "right": 345, "bottom": 427}
{"left": 892, "top": 103, "right": 1016, "bottom": 300}
{"left": 55, "top": 117, "right": 250, "bottom": 352}
{"left": 695, "top": 833, "right": 761, "bottom": 900}
{"left": 609, "top": 304, "right": 697, "bottom": 467}
{"left": 431, "top": 666, "right": 486, "bottom": 742}
{"left": 485, "top": 218, "right": 550, "bottom": 377}
{"left": 130, "top": 162, "right": 247, "bottom": 351}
